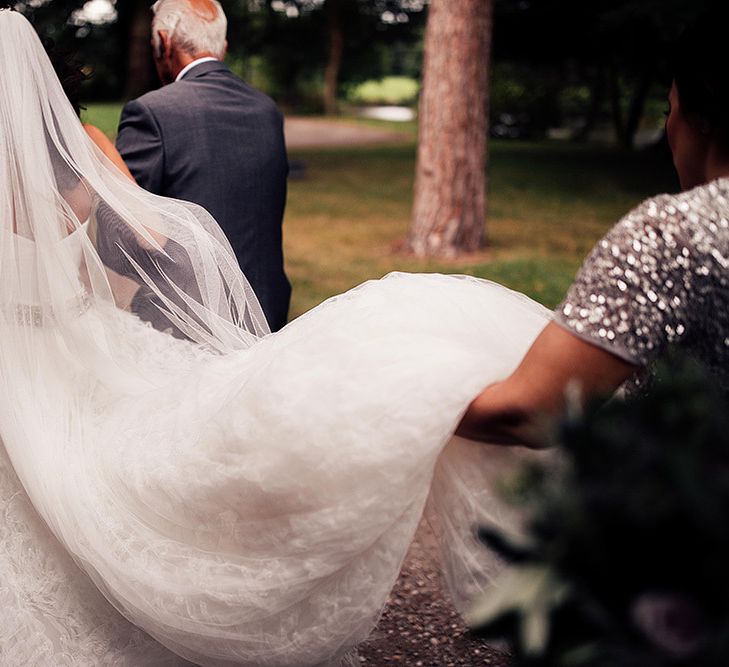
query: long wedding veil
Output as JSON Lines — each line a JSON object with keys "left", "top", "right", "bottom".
{"left": 0, "top": 8, "right": 268, "bottom": 350}
{"left": 0, "top": 10, "right": 533, "bottom": 667}
{"left": 0, "top": 9, "right": 288, "bottom": 666}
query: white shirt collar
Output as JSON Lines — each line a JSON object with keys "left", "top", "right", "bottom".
{"left": 175, "top": 57, "right": 219, "bottom": 82}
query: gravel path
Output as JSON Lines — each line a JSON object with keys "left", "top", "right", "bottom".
{"left": 284, "top": 114, "right": 511, "bottom": 666}
{"left": 358, "top": 518, "right": 512, "bottom": 667}
{"left": 284, "top": 117, "right": 410, "bottom": 149}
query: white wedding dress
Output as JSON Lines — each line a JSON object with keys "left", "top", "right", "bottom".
{"left": 0, "top": 10, "right": 551, "bottom": 667}
{"left": 0, "top": 226, "right": 194, "bottom": 666}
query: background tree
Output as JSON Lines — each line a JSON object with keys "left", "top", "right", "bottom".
{"left": 248, "top": 0, "right": 427, "bottom": 113}
{"left": 322, "top": 0, "right": 343, "bottom": 114}
{"left": 118, "top": 0, "right": 154, "bottom": 99}
{"left": 14, "top": 0, "right": 141, "bottom": 100}
{"left": 491, "top": 0, "right": 715, "bottom": 148}
{"left": 407, "top": 0, "right": 493, "bottom": 257}
{"left": 11, "top": 0, "right": 427, "bottom": 108}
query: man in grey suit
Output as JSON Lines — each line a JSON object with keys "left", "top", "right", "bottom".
{"left": 116, "top": 0, "right": 290, "bottom": 331}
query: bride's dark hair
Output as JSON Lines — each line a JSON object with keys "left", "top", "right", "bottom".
{"left": 672, "top": 5, "right": 729, "bottom": 148}
{"left": 42, "top": 38, "right": 89, "bottom": 117}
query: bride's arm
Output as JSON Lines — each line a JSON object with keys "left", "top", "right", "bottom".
{"left": 84, "top": 124, "right": 170, "bottom": 249}
{"left": 456, "top": 322, "right": 636, "bottom": 447}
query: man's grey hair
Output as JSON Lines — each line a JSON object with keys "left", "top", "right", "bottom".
{"left": 151, "top": 0, "right": 227, "bottom": 59}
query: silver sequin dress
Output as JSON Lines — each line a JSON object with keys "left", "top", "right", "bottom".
{"left": 555, "top": 177, "right": 729, "bottom": 393}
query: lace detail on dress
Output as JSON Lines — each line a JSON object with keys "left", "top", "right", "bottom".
{"left": 9, "top": 292, "right": 92, "bottom": 327}
{"left": 9, "top": 220, "right": 92, "bottom": 327}
{"left": 0, "top": 445, "right": 191, "bottom": 666}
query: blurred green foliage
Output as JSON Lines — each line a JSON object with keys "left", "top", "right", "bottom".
{"left": 12, "top": 0, "right": 426, "bottom": 106}
{"left": 472, "top": 354, "right": 729, "bottom": 666}
{"left": 491, "top": 0, "right": 718, "bottom": 146}
{"left": 345, "top": 76, "right": 419, "bottom": 106}
{"left": 211, "top": 0, "right": 426, "bottom": 111}
{"left": 11, "top": 0, "right": 724, "bottom": 144}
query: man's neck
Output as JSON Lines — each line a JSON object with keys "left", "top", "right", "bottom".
{"left": 171, "top": 51, "right": 219, "bottom": 82}
{"left": 174, "top": 55, "right": 220, "bottom": 82}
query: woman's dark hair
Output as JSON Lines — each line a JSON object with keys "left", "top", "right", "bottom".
{"left": 672, "top": 5, "right": 729, "bottom": 148}
{"left": 43, "top": 38, "right": 90, "bottom": 118}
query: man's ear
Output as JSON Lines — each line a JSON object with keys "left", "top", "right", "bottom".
{"left": 222, "top": 39, "right": 228, "bottom": 59}
{"left": 154, "top": 30, "right": 172, "bottom": 60}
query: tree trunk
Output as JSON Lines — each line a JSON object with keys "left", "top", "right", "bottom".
{"left": 123, "top": 0, "right": 153, "bottom": 100}
{"left": 609, "top": 67, "right": 651, "bottom": 150}
{"left": 573, "top": 65, "right": 605, "bottom": 143}
{"left": 623, "top": 69, "right": 652, "bottom": 150}
{"left": 323, "top": 0, "right": 344, "bottom": 115}
{"left": 609, "top": 65, "right": 625, "bottom": 147}
{"left": 407, "top": 0, "right": 493, "bottom": 257}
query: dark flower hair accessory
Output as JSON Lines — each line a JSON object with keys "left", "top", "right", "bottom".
{"left": 469, "top": 353, "right": 729, "bottom": 666}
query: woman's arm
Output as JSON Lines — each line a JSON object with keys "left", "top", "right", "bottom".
{"left": 83, "top": 123, "right": 136, "bottom": 182}
{"left": 456, "top": 322, "right": 637, "bottom": 446}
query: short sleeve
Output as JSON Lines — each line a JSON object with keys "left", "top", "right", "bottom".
{"left": 554, "top": 196, "right": 696, "bottom": 366}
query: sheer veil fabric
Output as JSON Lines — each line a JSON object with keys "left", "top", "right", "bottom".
{"left": 0, "top": 9, "right": 552, "bottom": 667}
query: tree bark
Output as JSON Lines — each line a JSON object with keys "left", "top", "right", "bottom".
{"left": 123, "top": 0, "right": 153, "bottom": 100}
{"left": 608, "top": 65, "right": 625, "bottom": 147}
{"left": 609, "top": 66, "right": 652, "bottom": 150}
{"left": 323, "top": 0, "right": 344, "bottom": 115}
{"left": 407, "top": 0, "right": 493, "bottom": 257}
{"left": 573, "top": 65, "right": 605, "bottom": 143}
{"left": 623, "top": 69, "right": 652, "bottom": 150}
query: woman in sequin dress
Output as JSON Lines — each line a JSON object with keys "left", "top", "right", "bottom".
{"left": 458, "top": 9, "right": 729, "bottom": 444}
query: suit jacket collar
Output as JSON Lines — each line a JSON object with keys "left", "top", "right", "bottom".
{"left": 179, "top": 59, "right": 230, "bottom": 81}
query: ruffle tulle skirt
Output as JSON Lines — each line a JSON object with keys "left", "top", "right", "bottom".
{"left": 0, "top": 273, "right": 551, "bottom": 666}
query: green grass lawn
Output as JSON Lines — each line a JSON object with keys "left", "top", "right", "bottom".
{"left": 283, "top": 141, "right": 677, "bottom": 317}
{"left": 84, "top": 103, "right": 678, "bottom": 319}
{"left": 83, "top": 102, "right": 124, "bottom": 138}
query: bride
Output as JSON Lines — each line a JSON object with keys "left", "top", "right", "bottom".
{"left": 1, "top": 6, "right": 727, "bottom": 666}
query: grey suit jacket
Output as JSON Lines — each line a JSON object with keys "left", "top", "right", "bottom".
{"left": 116, "top": 60, "right": 291, "bottom": 331}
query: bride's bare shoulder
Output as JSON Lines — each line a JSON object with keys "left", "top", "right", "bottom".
{"left": 82, "top": 122, "right": 107, "bottom": 145}
{"left": 83, "top": 123, "right": 135, "bottom": 183}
